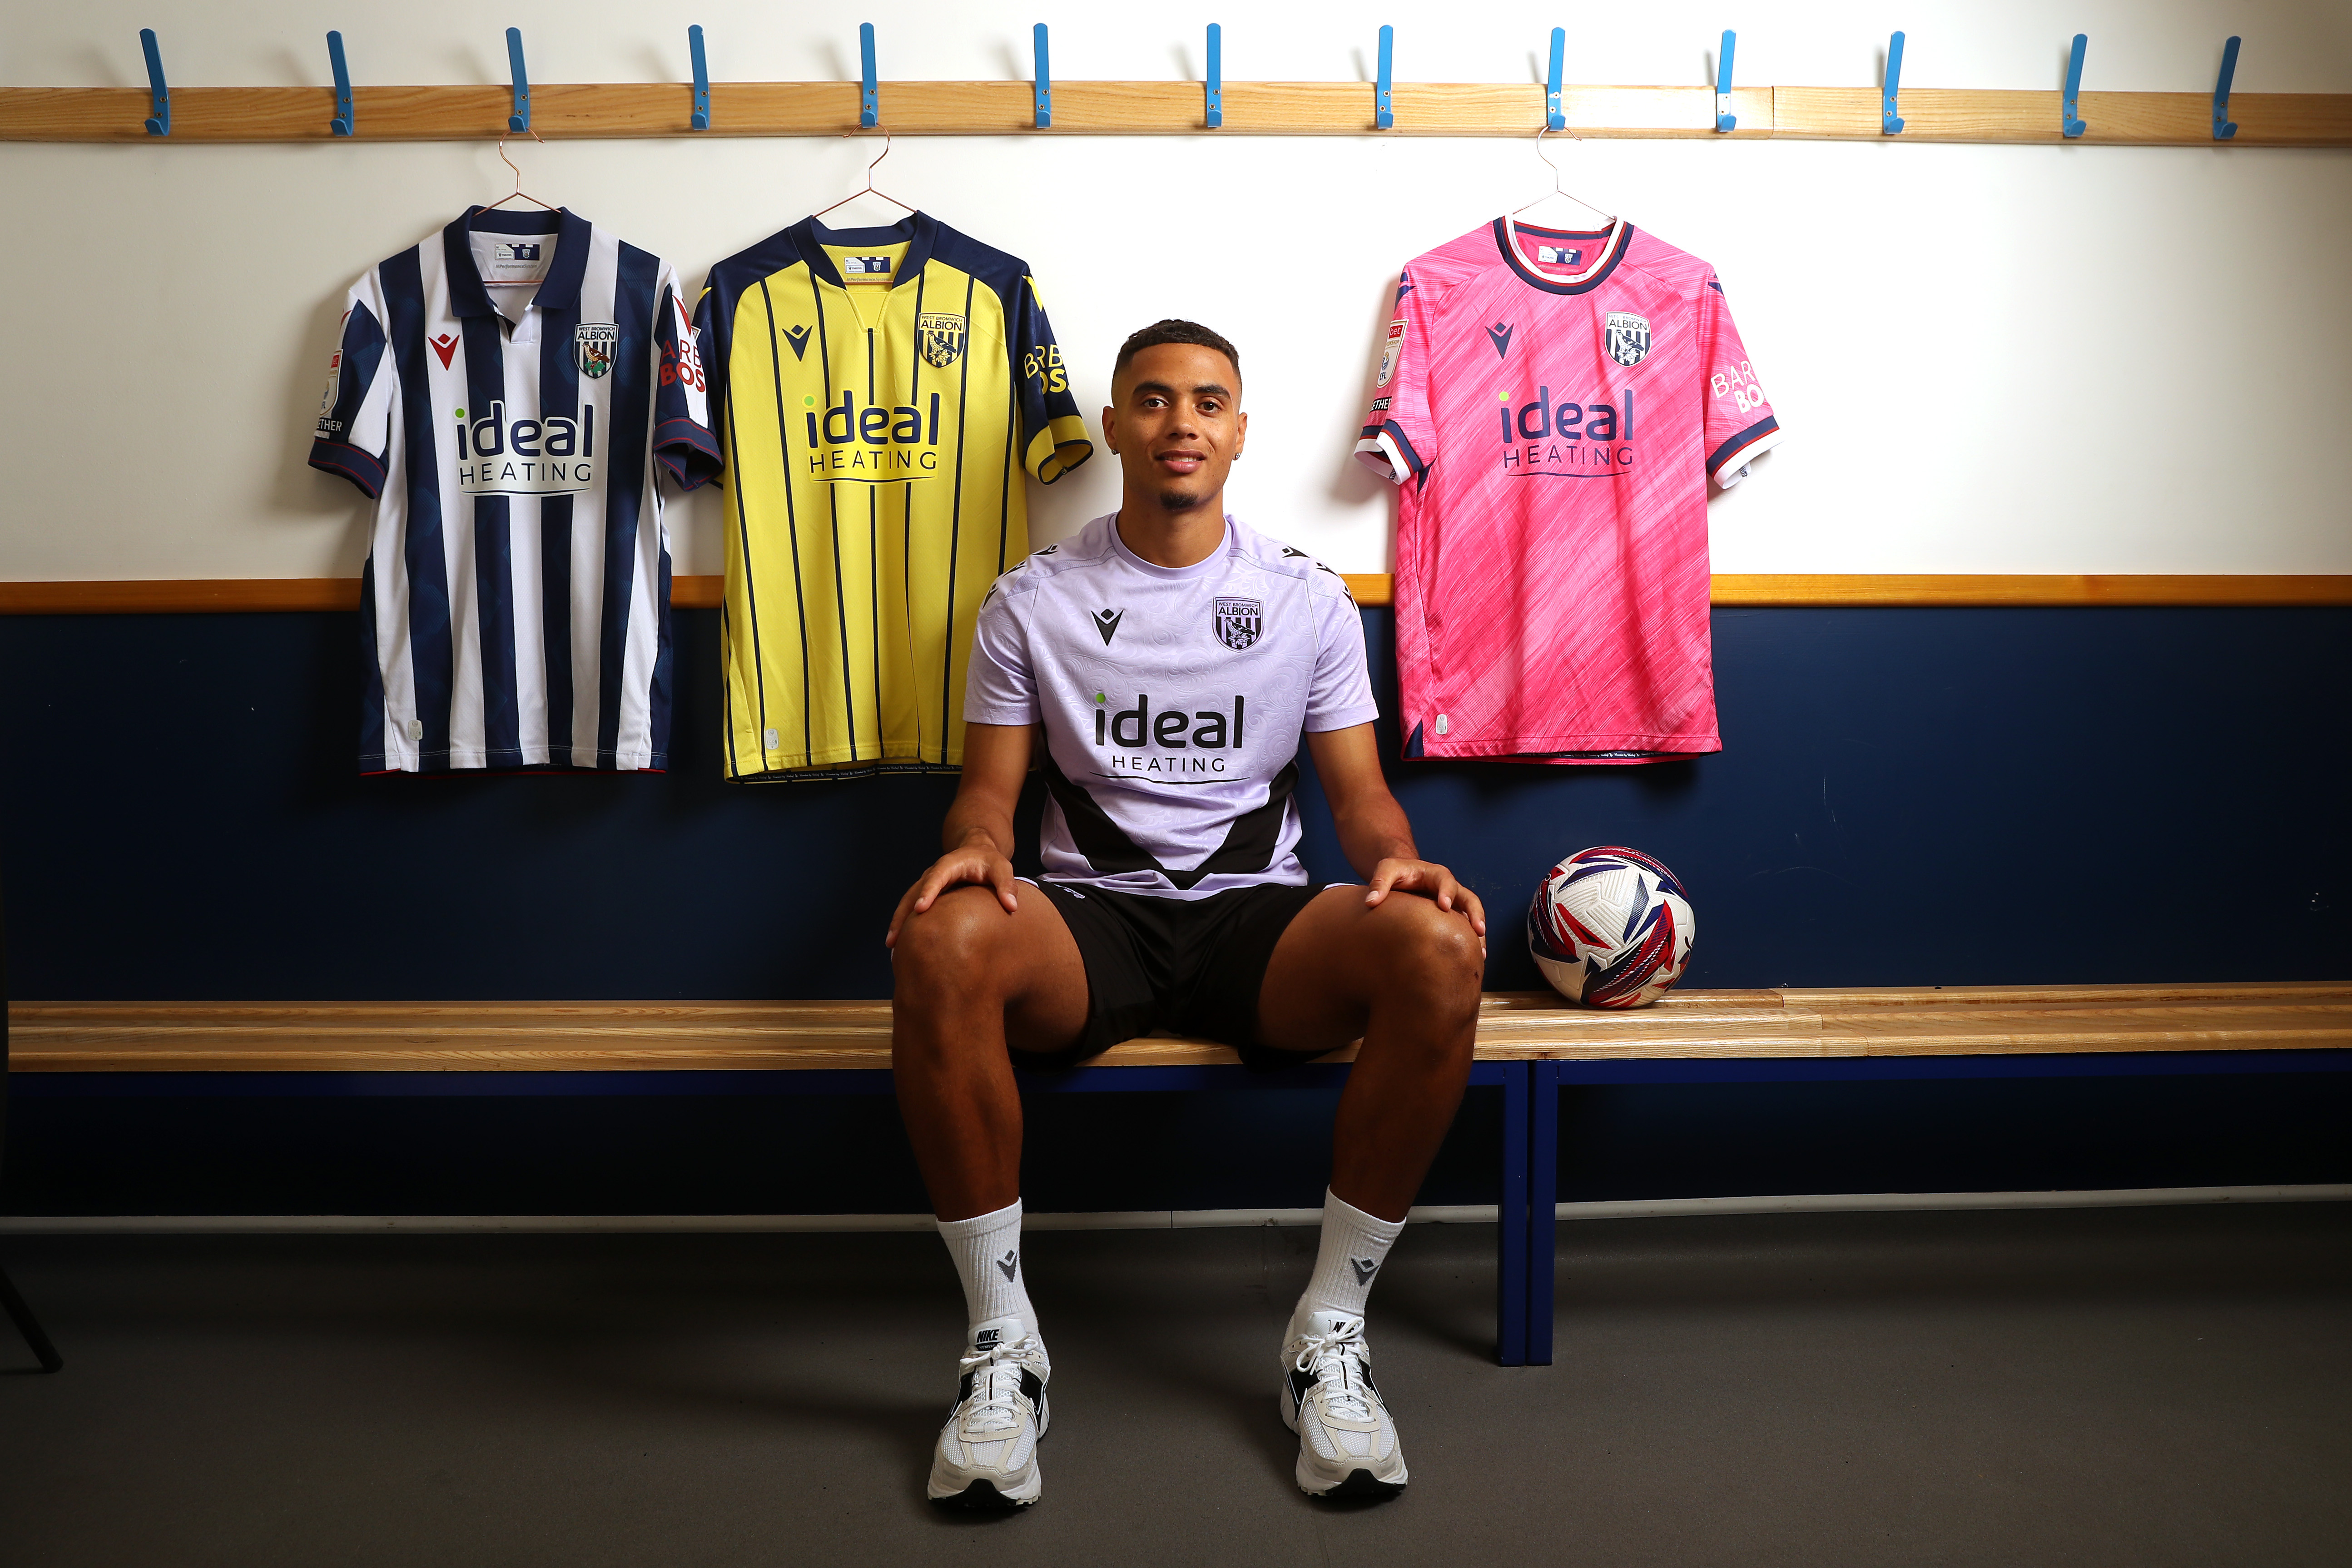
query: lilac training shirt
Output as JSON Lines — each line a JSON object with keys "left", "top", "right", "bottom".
{"left": 964, "top": 513, "right": 1379, "bottom": 900}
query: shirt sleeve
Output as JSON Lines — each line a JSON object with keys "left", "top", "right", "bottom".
{"left": 306, "top": 277, "right": 395, "bottom": 498}
{"left": 1010, "top": 276, "right": 1092, "bottom": 485}
{"left": 1304, "top": 576, "right": 1380, "bottom": 733}
{"left": 652, "top": 267, "right": 721, "bottom": 491}
{"left": 962, "top": 573, "right": 1040, "bottom": 726}
{"left": 1352, "top": 269, "right": 1436, "bottom": 486}
{"left": 689, "top": 278, "right": 729, "bottom": 486}
{"left": 1697, "top": 274, "right": 1784, "bottom": 489}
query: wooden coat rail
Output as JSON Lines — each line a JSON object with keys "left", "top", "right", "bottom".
{"left": 3, "top": 82, "right": 2348, "bottom": 146}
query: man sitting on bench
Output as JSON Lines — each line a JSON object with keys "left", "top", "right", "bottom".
{"left": 886, "top": 319, "right": 1487, "bottom": 1509}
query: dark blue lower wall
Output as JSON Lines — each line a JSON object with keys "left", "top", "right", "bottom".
{"left": 3, "top": 605, "right": 2347, "bottom": 1213}
{"left": 5, "top": 605, "right": 2347, "bottom": 996}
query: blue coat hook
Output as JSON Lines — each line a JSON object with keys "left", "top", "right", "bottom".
{"left": 139, "top": 28, "right": 170, "bottom": 137}
{"left": 1545, "top": 27, "right": 1565, "bottom": 132}
{"left": 1375, "top": 25, "right": 1394, "bottom": 130}
{"left": 1205, "top": 24, "right": 1222, "bottom": 129}
{"left": 327, "top": 31, "right": 354, "bottom": 136}
{"left": 1033, "top": 24, "right": 1051, "bottom": 129}
{"left": 1714, "top": 30, "right": 1737, "bottom": 133}
{"left": 506, "top": 28, "right": 530, "bottom": 133}
{"left": 2212, "top": 35, "right": 2241, "bottom": 141}
{"left": 2061, "top": 33, "right": 2088, "bottom": 139}
{"left": 1881, "top": 30, "right": 1905, "bottom": 134}
{"left": 689, "top": 25, "right": 710, "bottom": 131}
{"left": 859, "top": 23, "right": 878, "bottom": 128}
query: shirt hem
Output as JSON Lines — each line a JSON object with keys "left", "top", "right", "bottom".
{"left": 732, "top": 760, "right": 964, "bottom": 783}
{"left": 360, "top": 749, "right": 666, "bottom": 774}
{"left": 727, "top": 739, "right": 962, "bottom": 780}
{"left": 1707, "top": 417, "right": 1783, "bottom": 486}
{"left": 964, "top": 705, "right": 1042, "bottom": 727}
{"left": 1409, "top": 735, "right": 1721, "bottom": 763}
{"left": 1303, "top": 704, "right": 1383, "bottom": 734}
{"left": 1037, "top": 868, "right": 1312, "bottom": 901}
{"left": 309, "top": 441, "right": 386, "bottom": 499}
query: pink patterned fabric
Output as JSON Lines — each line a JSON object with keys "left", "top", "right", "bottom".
{"left": 1356, "top": 218, "right": 1781, "bottom": 764}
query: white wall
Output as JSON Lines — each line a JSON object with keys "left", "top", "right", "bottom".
{"left": 2, "top": 0, "right": 2347, "bottom": 580}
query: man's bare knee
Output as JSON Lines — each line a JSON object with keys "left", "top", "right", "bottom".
{"left": 893, "top": 886, "right": 1021, "bottom": 1005}
{"left": 1367, "top": 896, "right": 1485, "bottom": 1018}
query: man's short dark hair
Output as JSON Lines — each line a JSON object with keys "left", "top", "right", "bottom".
{"left": 1113, "top": 319, "right": 1241, "bottom": 385}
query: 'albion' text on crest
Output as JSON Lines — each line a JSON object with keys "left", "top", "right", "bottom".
{"left": 918, "top": 312, "right": 967, "bottom": 369}
{"left": 1604, "top": 312, "right": 1651, "bottom": 368}
{"left": 575, "top": 323, "right": 618, "bottom": 379}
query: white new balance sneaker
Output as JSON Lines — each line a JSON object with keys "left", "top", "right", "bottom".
{"left": 1279, "top": 1310, "right": 1408, "bottom": 1500}
{"left": 928, "top": 1316, "right": 1051, "bottom": 1509}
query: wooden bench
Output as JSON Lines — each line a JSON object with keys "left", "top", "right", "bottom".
{"left": 12, "top": 982, "right": 2351, "bottom": 1365}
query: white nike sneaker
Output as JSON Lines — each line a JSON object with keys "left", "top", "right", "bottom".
{"left": 1279, "top": 1310, "right": 1408, "bottom": 1500}
{"left": 928, "top": 1316, "right": 1051, "bottom": 1509}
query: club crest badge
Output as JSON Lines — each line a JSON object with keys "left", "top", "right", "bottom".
{"left": 1605, "top": 311, "right": 1651, "bottom": 368}
{"left": 1213, "top": 596, "right": 1263, "bottom": 651}
{"left": 575, "top": 323, "right": 617, "bottom": 380}
{"left": 918, "top": 312, "right": 967, "bottom": 369}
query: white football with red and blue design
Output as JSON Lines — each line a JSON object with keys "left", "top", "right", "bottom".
{"left": 1527, "top": 847, "right": 1696, "bottom": 1008}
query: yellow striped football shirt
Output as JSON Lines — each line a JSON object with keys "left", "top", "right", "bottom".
{"left": 691, "top": 212, "right": 1092, "bottom": 779}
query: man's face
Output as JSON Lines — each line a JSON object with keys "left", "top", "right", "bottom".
{"left": 1103, "top": 342, "right": 1246, "bottom": 515}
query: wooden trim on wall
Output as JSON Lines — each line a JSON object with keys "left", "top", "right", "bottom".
{"left": 5, "top": 573, "right": 2351, "bottom": 615}
{"left": 1708, "top": 574, "right": 2352, "bottom": 607}
{"left": 0, "top": 578, "right": 363, "bottom": 614}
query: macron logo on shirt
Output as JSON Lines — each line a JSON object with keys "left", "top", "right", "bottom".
{"left": 1091, "top": 608, "right": 1125, "bottom": 645}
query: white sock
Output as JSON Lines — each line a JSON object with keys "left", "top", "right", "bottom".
{"left": 1292, "top": 1189, "right": 1407, "bottom": 1329}
{"left": 936, "top": 1199, "right": 1038, "bottom": 1344}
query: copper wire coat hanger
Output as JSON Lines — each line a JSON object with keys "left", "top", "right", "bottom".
{"left": 1511, "top": 124, "right": 1615, "bottom": 229}
{"left": 475, "top": 129, "right": 558, "bottom": 290}
{"left": 811, "top": 130, "right": 915, "bottom": 223}
{"left": 480, "top": 127, "right": 556, "bottom": 214}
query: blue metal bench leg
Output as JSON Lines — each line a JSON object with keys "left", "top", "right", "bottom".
{"left": 1525, "top": 1061, "right": 1558, "bottom": 1365}
{"left": 1495, "top": 1060, "right": 1529, "bottom": 1365}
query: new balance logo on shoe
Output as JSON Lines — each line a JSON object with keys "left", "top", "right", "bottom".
{"left": 1350, "top": 1257, "right": 1381, "bottom": 1286}
{"left": 997, "top": 1250, "right": 1020, "bottom": 1282}
{"left": 1092, "top": 608, "right": 1125, "bottom": 645}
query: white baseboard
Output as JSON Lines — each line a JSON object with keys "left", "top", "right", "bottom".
{"left": 1, "top": 1185, "right": 2344, "bottom": 1235}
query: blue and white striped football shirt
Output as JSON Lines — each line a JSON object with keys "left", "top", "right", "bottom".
{"left": 309, "top": 208, "right": 718, "bottom": 772}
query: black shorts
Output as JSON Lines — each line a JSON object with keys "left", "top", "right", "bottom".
{"left": 1022, "top": 878, "right": 1327, "bottom": 1069}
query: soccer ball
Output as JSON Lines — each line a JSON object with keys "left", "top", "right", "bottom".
{"left": 1526, "top": 847, "right": 1696, "bottom": 1008}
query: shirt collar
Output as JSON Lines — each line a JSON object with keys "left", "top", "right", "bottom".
{"left": 442, "top": 206, "right": 595, "bottom": 318}
{"left": 1491, "top": 215, "right": 1632, "bottom": 296}
{"left": 1107, "top": 512, "right": 1233, "bottom": 581}
{"left": 786, "top": 210, "right": 938, "bottom": 292}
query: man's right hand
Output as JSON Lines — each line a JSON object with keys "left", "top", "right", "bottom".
{"left": 886, "top": 838, "right": 1021, "bottom": 949}
{"left": 887, "top": 722, "right": 1037, "bottom": 950}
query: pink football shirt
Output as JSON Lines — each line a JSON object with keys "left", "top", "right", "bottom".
{"left": 1355, "top": 218, "right": 1782, "bottom": 764}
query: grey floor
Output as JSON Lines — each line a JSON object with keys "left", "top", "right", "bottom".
{"left": 1, "top": 1204, "right": 2347, "bottom": 1568}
